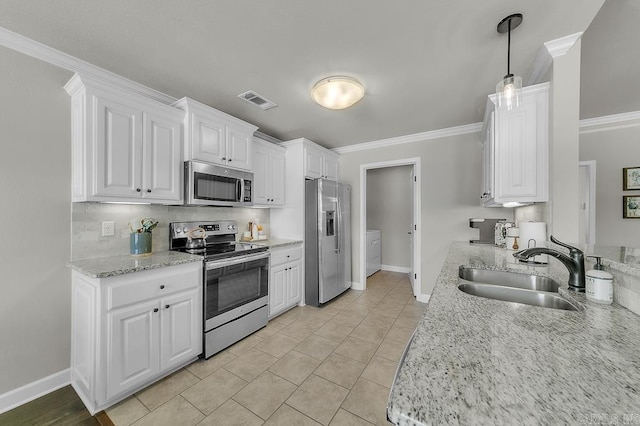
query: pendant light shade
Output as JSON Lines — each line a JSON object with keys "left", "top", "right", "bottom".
{"left": 311, "top": 76, "right": 365, "bottom": 110}
{"left": 496, "top": 13, "right": 523, "bottom": 110}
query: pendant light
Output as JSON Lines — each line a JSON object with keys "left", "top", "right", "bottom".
{"left": 496, "top": 13, "right": 523, "bottom": 110}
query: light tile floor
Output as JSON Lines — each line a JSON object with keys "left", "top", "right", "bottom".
{"left": 106, "top": 270, "right": 426, "bottom": 426}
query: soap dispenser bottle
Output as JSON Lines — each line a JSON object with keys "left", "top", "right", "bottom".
{"left": 585, "top": 256, "right": 613, "bottom": 304}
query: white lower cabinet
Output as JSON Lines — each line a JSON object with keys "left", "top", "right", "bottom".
{"left": 269, "top": 245, "right": 302, "bottom": 318}
{"left": 71, "top": 262, "right": 202, "bottom": 414}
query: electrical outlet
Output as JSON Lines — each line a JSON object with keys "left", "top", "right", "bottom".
{"left": 102, "top": 221, "right": 115, "bottom": 237}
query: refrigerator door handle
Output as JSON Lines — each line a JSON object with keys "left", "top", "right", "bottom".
{"left": 335, "top": 199, "right": 340, "bottom": 254}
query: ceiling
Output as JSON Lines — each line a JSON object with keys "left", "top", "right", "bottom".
{"left": 1, "top": 0, "right": 632, "bottom": 149}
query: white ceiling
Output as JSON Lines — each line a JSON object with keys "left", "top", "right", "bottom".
{"left": 2, "top": 0, "right": 630, "bottom": 149}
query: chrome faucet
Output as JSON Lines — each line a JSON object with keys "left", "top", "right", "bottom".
{"left": 513, "top": 235, "right": 586, "bottom": 292}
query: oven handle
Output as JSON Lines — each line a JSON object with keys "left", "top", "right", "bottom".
{"left": 205, "top": 251, "right": 270, "bottom": 270}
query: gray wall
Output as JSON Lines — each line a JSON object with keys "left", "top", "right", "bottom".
{"left": 339, "top": 133, "right": 514, "bottom": 296}
{"left": 0, "top": 47, "right": 73, "bottom": 394}
{"left": 366, "top": 166, "right": 412, "bottom": 269}
{"left": 580, "top": 123, "right": 640, "bottom": 246}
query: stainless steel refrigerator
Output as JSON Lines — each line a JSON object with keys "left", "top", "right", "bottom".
{"left": 305, "top": 179, "right": 352, "bottom": 306}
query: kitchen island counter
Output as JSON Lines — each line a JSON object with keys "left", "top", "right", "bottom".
{"left": 68, "top": 251, "right": 203, "bottom": 278}
{"left": 388, "top": 242, "right": 640, "bottom": 425}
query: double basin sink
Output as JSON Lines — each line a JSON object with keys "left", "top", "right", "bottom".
{"left": 458, "top": 267, "right": 579, "bottom": 311}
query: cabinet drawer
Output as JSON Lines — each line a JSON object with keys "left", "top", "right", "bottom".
{"left": 270, "top": 246, "right": 302, "bottom": 266}
{"left": 107, "top": 263, "right": 201, "bottom": 310}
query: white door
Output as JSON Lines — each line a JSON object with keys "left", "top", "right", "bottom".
{"left": 269, "top": 264, "right": 287, "bottom": 317}
{"left": 191, "top": 112, "right": 226, "bottom": 165}
{"left": 143, "top": 109, "right": 182, "bottom": 202}
{"left": 286, "top": 261, "right": 302, "bottom": 307}
{"left": 304, "top": 146, "right": 324, "bottom": 179}
{"left": 160, "top": 289, "right": 201, "bottom": 370}
{"left": 409, "top": 167, "right": 415, "bottom": 291}
{"left": 107, "top": 300, "right": 159, "bottom": 399}
{"left": 252, "top": 144, "right": 269, "bottom": 204}
{"left": 324, "top": 156, "right": 339, "bottom": 181}
{"left": 270, "top": 151, "right": 286, "bottom": 205}
{"left": 95, "top": 96, "right": 142, "bottom": 198}
{"left": 226, "top": 127, "right": 252, "bottom": 171}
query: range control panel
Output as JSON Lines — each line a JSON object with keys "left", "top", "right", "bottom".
{"left": 169, "top": 220, "right": 237, "bottom": 239}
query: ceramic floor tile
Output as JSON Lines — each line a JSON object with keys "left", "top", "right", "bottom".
{"left": 233, "top": 371, "right": 297, "bottom": 420}
{"left": 286, "top": 375, "right": 349, "bottom": 425}
{"left": 274, "top": 307, "right": 304, "bottom": 325}
{"left": 341, "top": 378, "right": 391, "bottom": 425}
{"left": 329, "top": 312, "right": 364, "bottom": 329}
{"left": 361, "top": 356, "right": 398, "bottom": 388}
{"left": 106, "top": 396, "right": 149, "bottom": 426}
{"left": 255, "top": 332, "right": 301, "bottom": 358}
{"left": 198, "top": 399, "right": 264, "bottom": 426}
{"left": 385, "top": 325, "right": 415, "bottom": 344}
{"left": 135, "top": 368, "right": 200, "bottom": 411}
{"left": 361, "top": 313, "right": 395, "bottom": 332}
{"left": 131, "top": 395, "right": 204, "bottom": 426}
{"left": 349, "top": 323, "right": 388, "bottom": 346}
{"left": 314, "top": 321, "right": 354, "bottom": 343}
{"left": 264, "top": 404, "right": 321, "bottom": 426}
{"left": 254, "top": 319, "right": 288, "bottom": 338}
{"left": 181, "top": 367, "right": 247, "bottom": 415}
{"left": 186, "top": 350, "right": 236, "bottom": 380}
{"left": 393, "top": 314, "right": 421, "bottom": 330}
{"left": 329, "top": 409, "right": 374, "bottom": 425}
{"left": 227, "top": 333, "right": 265, "bottom": 356}
{"left": 278, "top": 321, "right": 319, "bottom": 340}
{"left": 333, "top": 336, "right": 378, "bottom": 364}
{"left": 314, "top": 353, "right": 366, "bottom": 389}
{"left": 294, "top": 334, "right": 340, "bottom": 361}
{"left": 223, "top": 348, "right": 279, "bottom": 382}
{"left": 269, "top": 350, "right": 321, "bottom": 385}
{"left": 375, "top": 338, "right": 408, "bottom": 362}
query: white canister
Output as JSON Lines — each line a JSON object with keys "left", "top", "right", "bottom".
{"left": 585, "top": 270, "right": 614, "bottom": 304}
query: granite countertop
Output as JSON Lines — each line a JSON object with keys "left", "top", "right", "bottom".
{"left": 251, "top": 238, "right": 303, "bottom": 249}
{"left": 388, "top": 242, "right": 640, "bottom": 425}
{"left": 68, "top": 251, "right": 203, "bottom": 278}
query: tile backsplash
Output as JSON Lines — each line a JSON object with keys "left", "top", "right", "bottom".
{"left": 72, "top": 203, "right": 270, "bottom": 261}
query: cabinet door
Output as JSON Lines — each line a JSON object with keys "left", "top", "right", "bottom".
{"left": 95, "top": 96, "right": 143, "bottom": 198}
{"left": 160, "top": 288, "right": 201, "bottom": 370}
{"left": 226, "top": 127, "right": 252, "bottom": 171}
{"left": 323, "top": 155, "right": 339, "bottom": 181}
{"left": 191, "top": 112, "right": 226, "bottom": 165}
{"left": 143, "top": 110, "right": 182, "bottom": 202}
{"left": 269, "top": 264, "right": 287, "bottom": 317}
{"left": 481, "top": 113, "right": 494, "bottom": 202}
{"left": 107, "top": 300, "right": 159, "bottom": 399}
{"left": 270, "top": 151, "right": 286, "bottom": 206}
{"left": 494, "top": 100, "right": 538, "bottom": 200}
{"left": 304, "top": 146, "right": 324, "bottom": 179}
{"left": 252, "top": 144, "right": 269, "bottom": 205}
{"left": 286, "top": 261, "right": 302, "bottom": 307}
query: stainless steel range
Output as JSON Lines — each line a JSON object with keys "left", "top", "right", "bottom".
{"left": 169, "top": 220, "right": 269, "bottom": 359}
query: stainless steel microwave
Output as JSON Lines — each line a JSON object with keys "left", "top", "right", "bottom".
{"left": 184, "top": 161, "right": 253, "bottom": 207}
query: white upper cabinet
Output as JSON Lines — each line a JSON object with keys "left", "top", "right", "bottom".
{"left": 174, "top": 97, "right": 258, "bottom": 171}
{"left": 482, "top": 82, "right": 549, "bottom": 206}
{"left": 253, "top": 137, "right": 286, "bottom": 207}
{"left": 304, "top": 143, "right": 339, "bottom": 180}
{"left": 65, "top": 74, "right": 183, "bottom": 204}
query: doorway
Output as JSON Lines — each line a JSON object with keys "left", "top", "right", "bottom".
{"left": 359, "top": 158, "right": 421, "bottom": 297}
{"left": 578, "top": 161, "right": 596, "bottom": 245}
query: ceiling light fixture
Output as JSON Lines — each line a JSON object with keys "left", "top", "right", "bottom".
{"left": 496, "top": 13, "right": 523, "bottom": 110}
{"left": 311, "top": 76, "right": 364, "bottom": 110}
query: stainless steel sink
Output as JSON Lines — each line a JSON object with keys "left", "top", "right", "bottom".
{"left": 458, "top": 283, "right": 579, "bottom": 311}
{"left": 459, "top": 267, "right": 560, "bottom": 292}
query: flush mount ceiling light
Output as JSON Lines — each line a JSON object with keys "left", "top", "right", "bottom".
{"left": 311, "top": 76, "right": 365, "bottom": 110}
{"left": 496, "top": 13, "right": 523, "bottom": 110}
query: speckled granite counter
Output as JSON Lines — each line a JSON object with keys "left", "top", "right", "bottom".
{"left": 388, "top": 242, "right": 640, "bottom": 425}
{"left": 68, "top": 251, "right": 203, "bottom": 278}
{"left": 252, "top": 239, "right": 303, "bottom": 249}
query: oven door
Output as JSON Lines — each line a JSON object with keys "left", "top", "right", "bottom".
{"left": 185, "top": 161, "right": 249, "bottom": 206}
{"left": 204, "top": 252, "right": 269, "bottom": 330}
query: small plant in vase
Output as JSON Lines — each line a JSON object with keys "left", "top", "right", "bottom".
{"left": 129, "top": 218, "right": 158, "bottom": 256}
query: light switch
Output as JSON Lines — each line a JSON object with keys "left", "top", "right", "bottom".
{"left": 102, "top": 221, "right": 115, "bottom": 237}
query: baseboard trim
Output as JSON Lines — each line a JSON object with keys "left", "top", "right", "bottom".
{"left": 0, "top": 369, "right": 71, "bottom": 414}
{"left": 416, "top": 294, "right": 431, "bottom": 304}
{"left": 381, "top": 265, "right": 411, "bottom": 274}
{"left": 350, "top": 281, "right": 365, "bottom": 291}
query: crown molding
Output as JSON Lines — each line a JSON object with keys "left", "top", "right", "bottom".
{"left": 526, "top": 32, "right": 583, "bottom": 86}
{"left": 0, "top": 25, "right": 177, "bottom": 105}
{"left": 579, "top": 110, "right": 640, "bottom": 134}
{"left": 332, "top": 122, "right": 482, "bottom": 154}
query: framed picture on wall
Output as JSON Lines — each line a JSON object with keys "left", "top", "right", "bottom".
{"left": 623, "top": 196, "right": 640, "bottom": 218}
{"left": 623, "top": 166, "right": 640, "bottom": 190}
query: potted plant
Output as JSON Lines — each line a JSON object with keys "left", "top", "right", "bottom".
{"left": 129, "top": 217, "right": 158, "bottom": 256}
